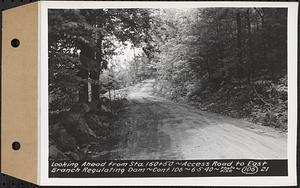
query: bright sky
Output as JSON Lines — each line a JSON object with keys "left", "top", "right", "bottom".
{"left": 110, "top": 41, "right": 143, "bottom": 70}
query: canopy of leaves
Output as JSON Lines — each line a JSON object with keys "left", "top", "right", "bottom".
{"left": 49, "top": 9, "right": 153, "bottom": 111}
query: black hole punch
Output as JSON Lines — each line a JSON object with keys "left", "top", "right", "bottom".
{"left": 11, "top": 38, "right": 20, "bottom": 48}
{"left": 12, "top": 142, "right": 21, "bottom": 150}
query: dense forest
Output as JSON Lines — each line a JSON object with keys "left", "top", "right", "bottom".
{"left": 150, "top": 8, "right": 287, "bottom": 128}
{"left": 49, "top": 8, "right": 287, "bottom": 160}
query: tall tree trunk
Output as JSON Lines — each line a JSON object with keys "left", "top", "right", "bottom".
{"left": 263, "top": 9, "right": 274, "bottom": 80}
{"left": 259, "top": 9, "right": 274, "bottom": 80}
{"left": 236, "top": 11, "right": 243, "bottom": 79}
{"left": 78, "top": 68, "right": 89, "bottom": 103}
{"left": 90, "top": 72, "right": 100, "bottom": 102}
{"left": 246, "top": 9, "right": 254, "bottom": 82}
{"left": 216, "top": 21, "right": 224, "bottom": 68}
{"left": 78, "top": 43, "right": 93, "bottom": 103}
{"left": 91, "top": 36, "right": 102, "bottom": 102}
{"left": 91, "top": 10, "right": 104, "bottom": 102}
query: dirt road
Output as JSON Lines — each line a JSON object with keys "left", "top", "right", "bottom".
{"left": 115, "top": 79, "right": 287, "bottom": 159}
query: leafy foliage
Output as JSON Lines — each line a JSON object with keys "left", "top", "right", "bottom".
{"left": 149, "top": 8, "right": 287, "bottom": 129}
{"left": 48, "top": 9, "right": 153, "bottom": 159}
{"left": 49, "top": 8, "right": 288, "bottom": 160}
{"left": 49, "top": 9, "right": 153, "bottom": 111}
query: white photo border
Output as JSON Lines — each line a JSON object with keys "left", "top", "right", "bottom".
{"left": 39, "top": 1, "right": 298, "bottom": 186}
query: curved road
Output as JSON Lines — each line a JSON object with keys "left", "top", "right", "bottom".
{"left": 116, "top": 79, "right": 287, "bottom": 160}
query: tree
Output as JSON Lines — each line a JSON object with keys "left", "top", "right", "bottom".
{"left": 149, "top": 7, "right": 287, "bottom": 101}
{"left": 48, "top": 9, "right": 153, "bottom": 111}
